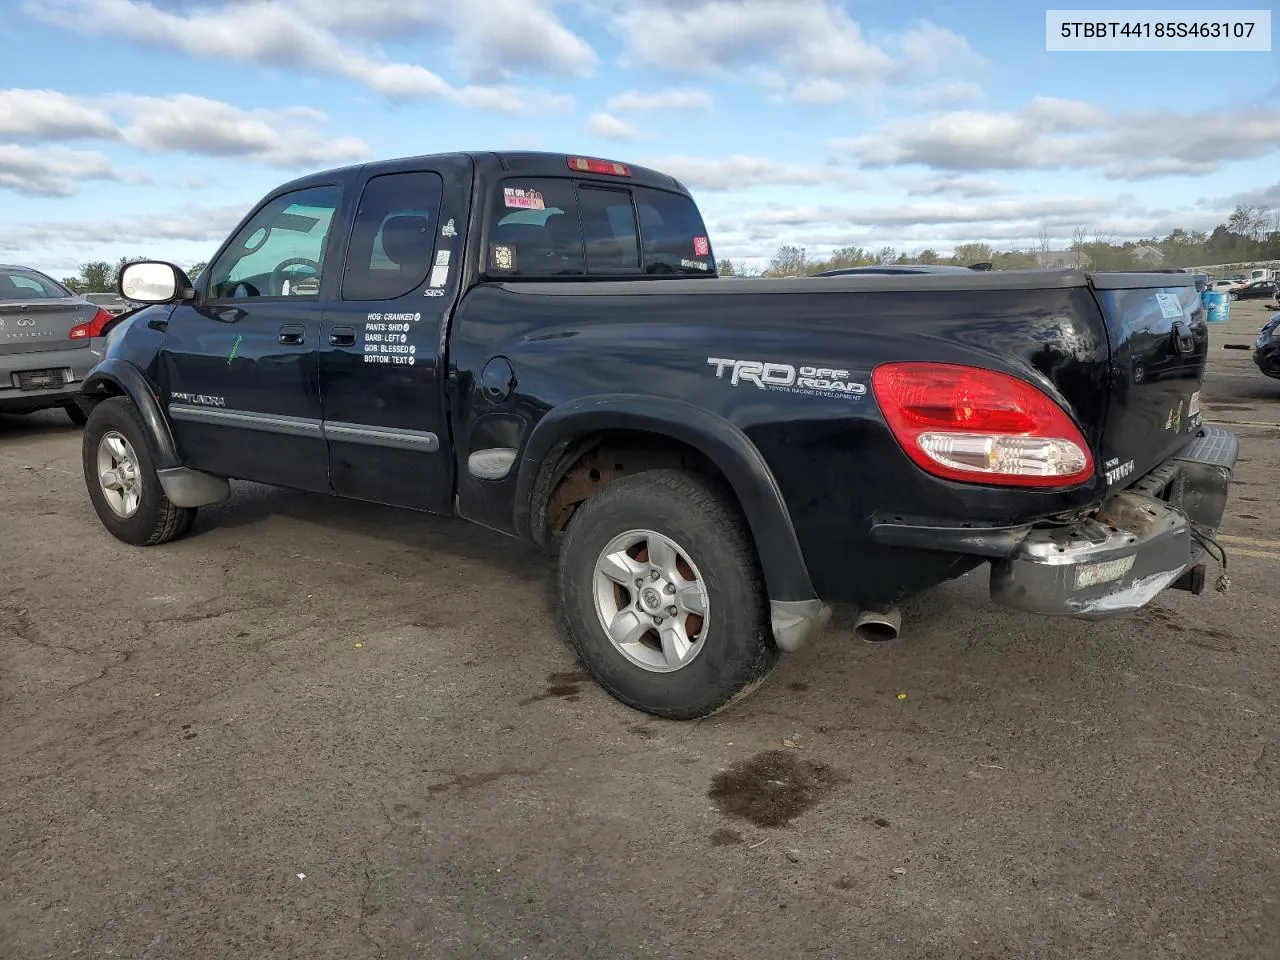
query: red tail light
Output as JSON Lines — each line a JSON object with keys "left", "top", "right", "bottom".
{"left": 69, "top": 307, "right": 114, "bottom": 340}
{"left": 567, "top": 156, "right": 631, "bottom": 176}
{"left": 871, "top": 362, "right": 1094, "bottom": 487}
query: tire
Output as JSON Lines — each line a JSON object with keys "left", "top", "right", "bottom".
{"left": 82, "top": 396, "right": 196, "bottom": 546}
{"left": 557, "top": 469, "right": 778, "bottom": 720}
{"left": 64, "top": 402, "right": 88, "bottom": 427}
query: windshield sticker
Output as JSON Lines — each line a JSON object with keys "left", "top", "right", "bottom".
{"left": 428, "top": 265, "right": 449, "bottom": 288}
{"left": 491, "top": 244, "right": 517, "bottom": 272}
{"left": 681, "top": 258, "right": 710, "bottom": 272}
{"left": 435, "top": 250, "right": 451, "bottom": 267}
{"left": 1154, "top": 292, "right": 1183, "bottom": 320}
{"left": 441, "top": 218, "right": 457, "bottom": 238}
{"left": 693, "top": 236, "right": 710, "bottom": 257}
{"left": 1188, "top": 390, "right": 1200, "bottom": 416}
{"left": 504, "top": 187, "right": 545, "bottom": 211}
{"left": 707, "top": 358, "right": 866, "bottom": 400}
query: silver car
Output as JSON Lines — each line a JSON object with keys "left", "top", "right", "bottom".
{"left": 1, "top": 264, "right": 115, "bottom": 425}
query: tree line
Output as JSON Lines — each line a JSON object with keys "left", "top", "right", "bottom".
{"left": 719, "top": 203, "right": 1280, "bottom": 277}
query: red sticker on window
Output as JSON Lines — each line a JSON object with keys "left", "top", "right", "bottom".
{"left": 693, "top": 236, "right": 710, "bottom": 257}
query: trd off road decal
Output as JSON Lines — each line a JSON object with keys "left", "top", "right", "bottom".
{"left": 707, "top": 357, "right": 866, "bottom": 400}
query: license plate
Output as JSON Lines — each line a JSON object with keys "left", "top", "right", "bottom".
{"left": 14, "top": 368, "right": 66, "bottom": 391}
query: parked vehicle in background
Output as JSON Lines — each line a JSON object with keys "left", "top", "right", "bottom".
{"left": 1, "top": 264, "right": 116, "bottom": 425}
{"left": 1230, "top": 279, "right": 1279, "bottom": 301}
{"left": 1255, "top": 313, "right": 1280, "bottom": 380}
{"left": 77, "top": 150, "right": 1237, "bottom": 719}
{"left": 1208, "top": 279, "right": 1242, "bottom": 293}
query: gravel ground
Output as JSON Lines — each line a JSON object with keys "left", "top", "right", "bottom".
{"left": 2, "top": 299, "right": 1279, "bottom": 960}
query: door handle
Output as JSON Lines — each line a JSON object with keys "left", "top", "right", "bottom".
{"left": 278, "top": 323, "right": 306, "bottom": 345}
{"left": 329, "top": 326, "right": 356, "bottom": 347}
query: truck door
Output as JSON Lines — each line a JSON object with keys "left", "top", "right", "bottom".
{"left": 318, "top": 159, "right": 471, "bottom": 512}
{"left": 161, "top": 182, "right": 344, "bottom": 492}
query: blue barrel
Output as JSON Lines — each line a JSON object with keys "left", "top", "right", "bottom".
{"left": 1202, "top": 289, "right": 1231, "bottom": 323}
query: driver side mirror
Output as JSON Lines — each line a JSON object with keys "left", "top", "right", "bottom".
{"left": 119, "top": 261, "right": 195, "bottom": 304}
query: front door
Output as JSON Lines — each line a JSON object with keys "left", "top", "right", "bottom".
{"left": 319, "top": 161, "right": 469, "bottom": 512}
{"left": 161, "top": 182, "right": 345, "bottom": 491}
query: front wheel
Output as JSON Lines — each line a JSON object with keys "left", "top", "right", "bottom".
{"left": 557, "top": 469, "right": 778, "bottom": 720}
{"left": 82, "top": 396, "right": 196, "bottom": 546}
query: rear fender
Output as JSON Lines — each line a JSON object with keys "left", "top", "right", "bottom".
{"left": 80, "top": 358, "right": 229, "bottom": 508}
{"left": 514, "top": 396, "right": 829, "bottom": 651}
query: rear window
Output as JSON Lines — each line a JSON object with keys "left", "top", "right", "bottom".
{"left": 633, "top": 186, "right": 713, "bottom": 276}
{"left": 484, "top": 178, "right": 712, "bottom": 279}
{"left": 0, "top": 268, "right": 66, "bottom": 299}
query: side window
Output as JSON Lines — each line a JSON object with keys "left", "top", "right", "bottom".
{"left": 342, "top": 171, "right": 444, "bottom": 301}
{"left": 485, "top": 178, "right": 584, "bottom": 278}
{"left": 207, "top": 185, "right": 340, "bottom": 300}
{"left": 578, "top": 186, "right": 641, "bottom": 275}
{"left": 633, "top": 186, "right": 714, "bottom": 276}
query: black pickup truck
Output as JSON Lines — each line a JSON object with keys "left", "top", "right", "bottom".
{"left": 80, "top": 150, "right": 1237, "bottom": 719}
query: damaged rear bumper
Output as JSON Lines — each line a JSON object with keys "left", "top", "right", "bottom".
{"left": 990, "top": 426, "right": 1238, "bottom": 617}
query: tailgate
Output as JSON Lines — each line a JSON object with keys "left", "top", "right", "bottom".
{"left": 1090, "top": 273, "right": 1206, "bottom": 486}
{"left": 0, "top": 299, "right": 94, "bottom": 355}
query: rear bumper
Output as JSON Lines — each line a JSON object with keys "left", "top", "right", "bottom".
{"left": 0, "top": 342, "right": 103, "bottom": 412}
{"left": 990, "top": 426, "right": 1237, "bottom": 617}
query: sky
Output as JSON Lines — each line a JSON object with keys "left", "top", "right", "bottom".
{"left": 1, "top": 0, "right": 1278, "bottom": 277}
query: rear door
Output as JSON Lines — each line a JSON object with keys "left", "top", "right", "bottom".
{"left": 318, "top": 157, "right": 471, "bottom": 512}
{"left": 1090, "top": 274, "right": 1207, "bottom": 486}
{"left": 0, "top": 267, "right": 97, "bottom": 374}
{"left": 161, "top": 181, "right": 348, "bottom": 491}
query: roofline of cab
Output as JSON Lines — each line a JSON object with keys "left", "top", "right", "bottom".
{"left": 263, "top": 150, "right": 692, "bottom": 199}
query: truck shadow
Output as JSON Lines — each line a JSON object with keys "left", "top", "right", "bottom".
{"left": 195, "top": 480, "right": 556, "bottom": 589}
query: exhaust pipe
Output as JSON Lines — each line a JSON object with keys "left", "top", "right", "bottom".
{"left": 853, "top": 607, "right": 901, "bottom": 644}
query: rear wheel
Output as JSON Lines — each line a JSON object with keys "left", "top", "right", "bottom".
{"left": 557, "top": 469, "right": 778, "bottom": 720}
{"left": 82, "top": 396, "right": 196, "bottom": 546}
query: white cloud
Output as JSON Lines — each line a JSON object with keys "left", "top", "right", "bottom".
{"left": 588, "top": 112, "right": 643, "bottom": 141}
{"left": 115, "top": 94, "right": 369, "bottom": 167}
{"left": 905, "top": 176, "right": 1006, "bottom": 198}
{"left": 0, "top": 89, "right": 117, "bottom": 141}
{"left": 27, "top": 0, "right": 579, "bottom": 113}
{"left": 833, "top": 98, "right": 1280, "bottom": 180}
{"left": 269, "top": 0, "right": 599, "bottom": 80}
{"left": 613, "top": 4, "right": 982, "bottom": 107}
{"left": 606, "top": 87, "right": 714, "bottom": 112}
{"left": 616, "top": 0, "right": 894, "bottom": 80}
{"left": 0, "top": 145, "right": 126, "bottom": 196}
{"left": 640, "top": 154, "right": 861, "bottom": 191}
